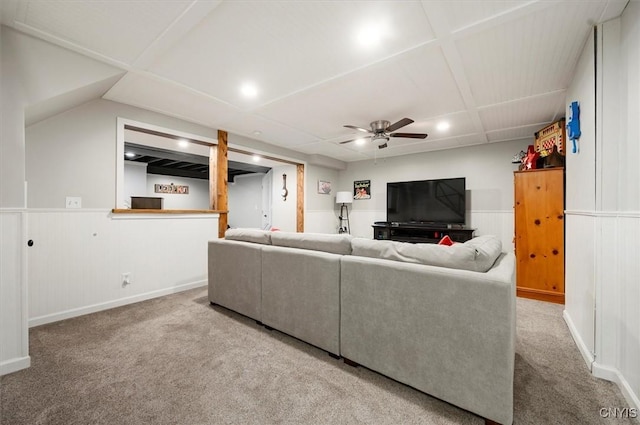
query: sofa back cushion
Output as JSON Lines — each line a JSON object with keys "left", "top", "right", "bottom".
{"left": 271, "top": 232, "right": 353, "bottom": 255}
{"left": 463, "top": 235, "right": 503, "bottom": 272}
{"left": 351, "top": 235, "right": 502, "bottom": 272}
{"left": 225, "top": 228, "right": 272, "bottom": 245}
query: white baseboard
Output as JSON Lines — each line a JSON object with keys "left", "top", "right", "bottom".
{"left": 562, "top": 310, "right": 595, "bottom": 370}
{"left": 593, "top": 362, "right": 640, "bottom": 410}
{"left": 29, "top": 280, "right": 207, "bottom": 328}
{"left": 564, "top": 310, "right": 640, "bottom": 411}
{"left": 0, "top": 356, "right": 31, "bottom": 376}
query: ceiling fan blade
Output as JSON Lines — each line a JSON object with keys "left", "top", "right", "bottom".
{"left": 390, "top": 132, "right": 428, "bottom": 139}
{"left": 339, "top": 138, "right": 356, "bottom": 145}
{"left": 344, "top": 125, "right": 372, "bottom": 133}
{"left": 386, "top": 118, "right": 414, "bottom": 132}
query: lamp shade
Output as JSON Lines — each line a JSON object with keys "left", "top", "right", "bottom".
{"left": 336, "top": 191, "right": 353, "bottom": 204}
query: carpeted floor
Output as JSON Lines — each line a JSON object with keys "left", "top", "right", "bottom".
{"left": 1, "top": 287, "right": 635, "bottom": 425}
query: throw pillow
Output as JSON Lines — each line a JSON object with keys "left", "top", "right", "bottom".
{"left": 438, "top": 235, "right": 454, "bottom": 246}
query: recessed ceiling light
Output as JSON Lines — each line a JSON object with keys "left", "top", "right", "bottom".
{"left": 355, "top": 138, "right": 367, "bottom": 146}
{"left": 355, "top": 22, "right": 389, "bottom": 48}
{"left": 240, "top": 83, "right": 258, "bottom": 98}
{"left": 437, "top": 121, "right": 450, "bottom": 131}
{"left": 178, "top": 139, "right": 189, "bottom": 148}
{"left": 125, "top": 152, "right": 136, "bottom": 158}
{"left": 253, "top": 130, "right": 262, "bottom": 136}
{"left": 252, "top": 155, "right": 261, "bottom": 162}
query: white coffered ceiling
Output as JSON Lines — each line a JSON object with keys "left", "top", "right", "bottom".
{"left": 1, "top": 0, "right": 628, "bottom": 162}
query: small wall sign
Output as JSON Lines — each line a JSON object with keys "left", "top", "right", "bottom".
{"left": 154, "top": 183, "right": 189, "bottom": 194}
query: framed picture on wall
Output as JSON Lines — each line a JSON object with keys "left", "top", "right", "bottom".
{"left": 318, "top": 180, "right": 332, "bottom": 194}
{"left": 353, "top": 180, "right": 371, "bottom": 199}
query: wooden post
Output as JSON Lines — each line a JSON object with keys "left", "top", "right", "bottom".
{"left": 209, "top": 130, "right": 228, "bottom": 238}
{"left": 209, "top": 145, "right": 217, "bottom": 210}
{"left": 296, "top": 164, "right": 304, "bottom": 232}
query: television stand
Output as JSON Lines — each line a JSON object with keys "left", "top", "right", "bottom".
{"left": 372, "top": 223, "right": 475, "bottom": 244}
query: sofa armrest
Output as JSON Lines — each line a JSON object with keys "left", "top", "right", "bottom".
{"left": 208, "top": 239, "right": 263, "bottom": 321}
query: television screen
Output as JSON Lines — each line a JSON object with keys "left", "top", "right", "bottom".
{"left": 387, "top": 178, "right": 466, "bottom": 225}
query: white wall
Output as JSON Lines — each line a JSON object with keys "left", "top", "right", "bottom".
{"left": 0, "top": 27, "right": 30, "bottom": 374}
{"left": 564, "top": 4, "right": 640, "bottom": 409}
{"left": 146, "top": 174, "right": 209, "bottom": 210}
{"left": 592, "top": 3, "right": 640, "bottom": 409}
{"left": 0, "top": 25, "right": 121, "bottom": 374}
{"left": 1, "top": 27, "right": 27, "bottom": 208}
{"left": 336, "top": 140, "right": 524, "bottom": 247}
{"left": 27, "top": 211, "right": 218, "bottom": 326}
{"left": 25, "top": 98, "right": 224, "bottom": 208}
{"left": 564, "top": 28, "right": 597, "bottom": 366}
{"left": 123, "top": 161, "right": 147, "bottom": 207}
{"left": 0, "top": 211, "right": 29, "bottom": 375}
{"left": 306, "top": 164, "right": 341, "bottom": 234}
{"left": 271, "top": 165, "right": 297, "bottom": 232}
{"left": 228, "top": 173, "right": 265, "bottom": 228}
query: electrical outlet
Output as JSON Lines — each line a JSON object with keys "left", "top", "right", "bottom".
{"left": 66, "top": 197, "right": 82, "bottom": 209}
{"left": 121, "top": 272, "right": 132, "bottom": 287}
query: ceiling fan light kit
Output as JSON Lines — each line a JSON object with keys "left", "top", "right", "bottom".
{"left": 340, "top": 117, "right": 427, "bottom": 149}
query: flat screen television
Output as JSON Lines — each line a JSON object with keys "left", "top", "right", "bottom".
{"left": 387, "top": 177, "right": 466, "bottom": 225}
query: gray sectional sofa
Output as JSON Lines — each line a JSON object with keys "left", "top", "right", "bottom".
{"left": 208, "top": 229, "right": 516, "bottom": 425}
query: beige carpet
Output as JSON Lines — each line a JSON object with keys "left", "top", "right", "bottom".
{"left": 1, "top": 288, "right": 635, "bottom": 425}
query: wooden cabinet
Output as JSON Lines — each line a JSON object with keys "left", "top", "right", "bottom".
{"left": 514, "top": 168, "right": 565, "bottom": 304}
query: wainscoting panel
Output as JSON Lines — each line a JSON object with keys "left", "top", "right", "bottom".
{"left": 304, "top": 210, "right": 341, "bottom": 234}
{"left": 594, "top": 213, "right": 640, "bottom": 409}
{"left": 467, "top": 210, "right": 514, "bottom": 251}
{"left": 27, "top": 210, "right": 218, "bottom": 326}
{"left": 565, "top": 211, "right": 640, "bottom": 409}
{"left": 564, "top": 212, "right": 596, "bottom": 365}
{"left": 349, "top": 210, "right": 386, "bottom": 239}
{"left": 615, "top": 216, "right": 640, "bottom": 408}
{"left": 0, "top": 210, "right": 30, "bottom": 375}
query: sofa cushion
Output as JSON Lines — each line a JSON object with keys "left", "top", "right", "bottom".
{"left": 463, "top": 235, "right": 503, "bottom": 272}
{"left": 225, "top": 228, "right": 272, "bottom": 245}
{"left": 351, "top": 235, "right": 502, "bottom": 272}
{"left": 270, "top": 232, "right": 353, "bottom": 255}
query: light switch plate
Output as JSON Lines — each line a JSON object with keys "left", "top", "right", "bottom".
{"left": 66, "top": 197, "right": 81, "bottom": 209}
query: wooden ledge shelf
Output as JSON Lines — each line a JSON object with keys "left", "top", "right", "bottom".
{"left": 111, "top": 209, "right": 225, "bottom": 214}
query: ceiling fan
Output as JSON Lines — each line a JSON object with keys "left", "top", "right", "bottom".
{"left": 340, "top": 118, "right": 428, "bottom": 149}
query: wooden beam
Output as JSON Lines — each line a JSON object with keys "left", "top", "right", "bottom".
{"left": 209, "top": 145, "right": 218, "bottom": 210}
{"left": 296, "top": 164, "right": 304, "bottom": 232}
{"left": 216, "top": 130, "right": 228, "bottom": 238}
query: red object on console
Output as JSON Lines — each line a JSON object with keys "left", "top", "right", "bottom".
{"left": 438, "top": 235, "right": 454, "bottom": 246}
